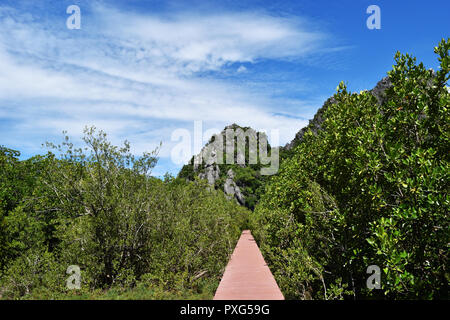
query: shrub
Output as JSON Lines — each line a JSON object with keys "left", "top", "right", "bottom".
{"left": 1, "top": 127, "right": 250, "bottom": 299}
{"left": 251, "top": 39, "right": 449, "bottom": 299}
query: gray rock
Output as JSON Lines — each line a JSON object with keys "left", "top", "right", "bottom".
{"left": 226, "top": 168, "right": 235, "bottom": 179}
{"left": 370, "top": 76, "right": 392, "bottom": 105}
{"left": 199, "top": 164, "right": 220, "bottom": 186}
{"left": 224, "top": 169, "right": 245, "bottom": 205}
{"left": 189, "top": 124, "right": 262, "bottom": 205}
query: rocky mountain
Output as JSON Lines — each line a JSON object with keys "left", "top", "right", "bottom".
{"left": 282, "top": 77, "right": 393, "bottom": 153}
{"left": 178, "top": 124, "right": 271, "bottom": 210}
{"left": 178, "top": 77, "right": 394, "bottom": 209}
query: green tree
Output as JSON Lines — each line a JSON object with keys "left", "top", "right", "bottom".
{"left": 1, "top": 127, "right": 249, "bottom": 299}
{"left": 251, "top": 39, "right": 449, "bottom": 300}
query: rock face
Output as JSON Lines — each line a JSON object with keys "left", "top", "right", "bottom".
{"left": 370, "top": 76, "right": 392, "bottom": 105}
{"left": 283, "top": 77, "right": 393, "bottom": 151}
{"left": 283, "top": 96, "right": 334, "bottom": 151}
{"left": 179, "top": 77, "right": 396, "bottom": 208}
{"left": 224, "top": 169, "right": 245, "bottom": 205}
{"left": 194, "top": 131, "right": 224, "bottom": 187}
{"left": 178, "top": 124, "right": 266, "bottom": 208}
{"left": 198, "top": 164, "right": 220, "bottom": 186}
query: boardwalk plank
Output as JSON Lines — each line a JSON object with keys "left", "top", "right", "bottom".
{"left": 213, "top": 230, "right": 284, "bottom": 300}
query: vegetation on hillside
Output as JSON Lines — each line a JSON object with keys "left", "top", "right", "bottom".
{"left": 250, "top": 39, "right": 449, "bottom": 300}
{"left": 178, "top": 124, "right": 273, "bottom": 210}
{"left": 0, "top": 128, "right": 249, "bottom": 299}
{"left": 0, "top": 39, "right": 448, "bottom": 301}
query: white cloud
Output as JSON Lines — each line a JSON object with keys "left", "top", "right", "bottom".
{"left": 0, "top": 3, "right": 332, "bottom": 173}
{"left": 237, "top": 65, "right": 247, "bottom": 73}
{"left": 95, "top": 8, "right": 326, "bottom": 73}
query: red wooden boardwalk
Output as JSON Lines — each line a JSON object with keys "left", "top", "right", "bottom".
{"left": 213, "top": 230, "right": 284, "bottom": 300}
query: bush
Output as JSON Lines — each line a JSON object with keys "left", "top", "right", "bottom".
{"left": 0, "top": 127, "right": 249, "bottom": 299}
{"left": 0, "top": 249, "right": 65, "bottom": 299}
{"left": 251, "top": 39, "right": 449, "bottom": 299}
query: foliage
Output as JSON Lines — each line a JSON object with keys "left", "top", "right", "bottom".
{"left": 1, "top": 39, "right": 448, "bottom": 301}
{"left": 178, "top": 124, "right": 272, "bottom": 210}
{"left": 0, "top": 147, "right": 51, "bottom": 272}
{"left": 0, "top": 127, "right": 249, "bottom": 299}
{"left": 251, "top": 39, "right": 449, "bottom": 299}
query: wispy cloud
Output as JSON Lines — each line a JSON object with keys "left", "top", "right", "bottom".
{"left": 0, "top": 2, "right": 338, "bottom": 175}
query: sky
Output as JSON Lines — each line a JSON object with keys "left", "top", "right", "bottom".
{"left": 0, "top": 0, "right": 449, "bottom": 176}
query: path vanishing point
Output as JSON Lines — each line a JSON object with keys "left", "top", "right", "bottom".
{"left": 213, "top": 230, "right": 284, "bottom": 300}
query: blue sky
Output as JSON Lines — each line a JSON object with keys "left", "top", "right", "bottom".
{"left": 0, "top": 0, "right": 449, "bottom": 176}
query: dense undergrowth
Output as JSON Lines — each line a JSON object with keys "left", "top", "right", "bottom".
{"left": 250, "top": 39, "right": 449, "bottom": 299}
{"left": 0, "top": 128, "right": 250, "bottom": 299}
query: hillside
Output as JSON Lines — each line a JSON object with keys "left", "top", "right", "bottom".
{"left": 0, "top": 39, "right": 448, "bottom": 301}
{"left": 180, "top": 77, "right": 394, "bottom": 209}
{"left": 251, "top": 39, "right": 449, "bottom": 299}
{"left": 178, "top": 124, "right": 274, "bottom": 210}
{"left": 177, "top": 39, "right": 449, "bottom": 300}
